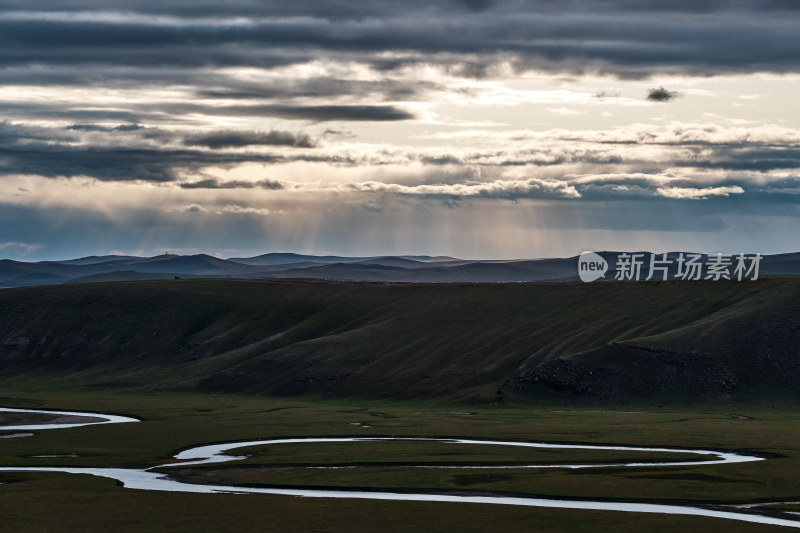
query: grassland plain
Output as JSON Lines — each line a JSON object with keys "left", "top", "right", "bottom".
{"left": 1, "top": 387, "right": 800, "bottom": 532}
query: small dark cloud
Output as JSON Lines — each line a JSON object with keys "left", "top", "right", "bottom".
{"left": 66, "top": 123, "right": 145, "bottom": 132}
{"left": 179, "top": 179, "right": 253, "bottom": 189}
{"left": 114, "top": 124, "right": 145, "bottom": 132}
{"left": 646, "top": 87, "right": 681, "bottom": 102}
{"left": 321, "top": 128, "right": 356, "bottom": 139}
{"left": 195, "top": 78, "right": 440, "bottom": 102}
{"left": 66, "top": 124, "right": 112, "bottom": 132}
{"left": 253, "top": 179, "right": 285, "bottom": 190}
{"left": 421, "top": 155, "right": 463, "bottom": 166}
{"left": 184, "top": 130, "right": 315, "bottom": 149}
{"left": 242, "top": 105, "right": 414, "bottom": 122}
{"left": 445, "top": 61, "right": 493, "bottom": 79}
{"left": 594, "top": 91, "right": 621, "bottom": 99}
{"left": 179, "top": 178, "right": 284, "bottom": 190}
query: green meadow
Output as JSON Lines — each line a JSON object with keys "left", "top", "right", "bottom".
{"left": 2, "top": 386, "right": 800, "bottom": 532}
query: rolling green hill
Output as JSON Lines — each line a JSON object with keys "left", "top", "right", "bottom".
{"left": 1, "top": 278, "right": 798, "bottom": 404}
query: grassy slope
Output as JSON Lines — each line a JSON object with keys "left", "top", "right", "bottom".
{"left": 515, "top": 279, "right": 800, "bottom": 403}
{"left": 1, "top": 278, "right": 799, "bottom": 403}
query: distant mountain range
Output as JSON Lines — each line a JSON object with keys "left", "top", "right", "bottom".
{"left": 1, "top": 251, "right": 799, "bottom": 287}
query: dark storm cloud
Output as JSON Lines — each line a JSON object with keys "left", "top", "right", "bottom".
{"left": 184, "top": 130, "right": 315, "bottom": 149}
{"left": 0, "top": 144, "right": 284, "bottom": 181}
{"left": 0, "top": 121, "right": 402, "bottom": 181}
{"left": 0, "top": 121, "right": 77, "bottom": 143}
{"left": 195, "top": 78, "right": 440, "bottom": 102}
{"left": 1, "top": 100, "right": 414, "bottom": 124}
{"left": 3, "top": 120, "right": 800, "bottom": 185}
{"left": 0, "top": 102, "right": 149, "bottom": 123}
{"left": 216, "top": 105, "right": 414, "bottom": 122}
{"left": 0, "top": 2, "right": 799, "bottom": 79}
{"left": 4, "top": 0, "right": 799, "bottom": 18}
{"left": 0, "top": 122, "right": 302, "bottom": 181}
{"left": 0, "top": 66, "right": 438, "bottom": 104}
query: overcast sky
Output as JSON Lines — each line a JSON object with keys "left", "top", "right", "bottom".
{"left": 1, "top": 0, "right": 799, "bottom": 260}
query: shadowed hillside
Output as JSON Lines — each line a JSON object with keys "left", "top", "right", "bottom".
{"left": 1, "top": 279, "right": 799, "bottom": 404}
{"left": 512, "top": 280, "right": 800, "bottom": 403}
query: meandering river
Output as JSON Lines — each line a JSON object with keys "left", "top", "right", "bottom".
{"left": 2, "top": 406, "right": 799, "bottom": 529}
